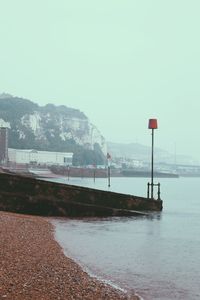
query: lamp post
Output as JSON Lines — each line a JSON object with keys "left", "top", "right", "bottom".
{"left": 148, "top": 119, "right": 158, "bottom": 199}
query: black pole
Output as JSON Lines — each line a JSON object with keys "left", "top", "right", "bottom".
{"left": 158, "top": 182, "right": 161, "bottom": 200}
{"left": 93, "top": 168, "right": 96, "bottom": 183}
{"left": 108, "top": 165, "right": 111, "bottom": 187}
{"left": 147, "top": 183, "right": 149, "bottom": 198}
{"left": 67, "top": 165, "right": 70, "bottom": 181}
{"left": 151, "top": 128, "right": 154, "bottom": 199}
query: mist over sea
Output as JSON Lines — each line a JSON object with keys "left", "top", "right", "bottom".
{"left": 50, "top": 177, "right": 200, "bottom": 300}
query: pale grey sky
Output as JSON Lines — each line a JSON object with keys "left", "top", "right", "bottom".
{"left": 1, "top": 0, "right": 200, "bottom": 161}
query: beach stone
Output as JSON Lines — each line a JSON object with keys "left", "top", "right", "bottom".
{"left": 0, "top": 211, "right": 139, "bottom": 300}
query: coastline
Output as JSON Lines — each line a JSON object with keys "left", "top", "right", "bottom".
{"left": 0, "top": 211, "right": 139, "bottom": 299}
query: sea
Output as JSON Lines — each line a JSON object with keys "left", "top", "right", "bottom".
{"left": 47, "top": 176, "right": 200, "bottom": 300}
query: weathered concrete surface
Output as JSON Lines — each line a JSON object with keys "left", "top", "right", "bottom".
{"left": 0, "top": 172, "right": 162, "bottom": 217}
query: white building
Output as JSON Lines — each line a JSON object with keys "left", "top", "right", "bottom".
{"left": 8, "top": 148, "right": 73, "bottom": 166}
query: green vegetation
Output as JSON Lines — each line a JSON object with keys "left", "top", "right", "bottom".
{"left": 73, "top": 143, "right": 105, "bottom": 166}
{"left": 0, "top": 95, "right": 105, "bottom": 165}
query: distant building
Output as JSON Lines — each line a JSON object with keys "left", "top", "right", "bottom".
{"left": 0, "top": 127, "right": 8, "bottom": 165}
{"left": 8, "top": 148, "right": 73, "bottom": 166}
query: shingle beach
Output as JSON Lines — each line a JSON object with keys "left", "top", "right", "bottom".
{"left": 0, "top": 211, "right": 139, "bottom": 300}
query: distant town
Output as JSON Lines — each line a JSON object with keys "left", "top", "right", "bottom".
{"left": 1, "top": 126, "right": 200, "bottom": 178}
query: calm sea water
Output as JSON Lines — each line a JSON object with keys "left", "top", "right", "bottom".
{"left": 50, "top": 176, "right": 200, "bottom": 300}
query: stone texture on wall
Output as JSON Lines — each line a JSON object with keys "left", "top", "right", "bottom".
{"left": 0, "top": 172, "right": 162, "bottom": 217}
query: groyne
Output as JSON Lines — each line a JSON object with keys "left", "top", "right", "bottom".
{"left": 0, "top": 172, "right": 162, "bottom": 217}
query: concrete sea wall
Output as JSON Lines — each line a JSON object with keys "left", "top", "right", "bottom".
{"left": 0, "top": 172, "right": 162, "bottom": 217}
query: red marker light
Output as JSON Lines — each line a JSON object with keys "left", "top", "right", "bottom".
{"left": 148, "top": 119, "right": 158, "bottom": 129}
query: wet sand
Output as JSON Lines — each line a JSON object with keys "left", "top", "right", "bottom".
{"left": 0, "top": 211, "right": 139, "bottom": 299}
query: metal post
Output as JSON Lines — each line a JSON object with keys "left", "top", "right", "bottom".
{"left": 158, "top": 182, "right": 161, "bottom": 200}
{"left": 67, "top": 165, "right": 70, "bottom": 181}
{"left": 151, "top": 128, "right": 154, "bottom": 199}
{"left": 107, "top": 153, "right": 111, "bottom": 188}
{"left": 108, "top": 165, "right": 111, "bottom": 187}
{"left": 147, "top": 182, "right": 150, "bottom": 198}
{"left": 93, "top": 167, "right": 96, "bottom": 183}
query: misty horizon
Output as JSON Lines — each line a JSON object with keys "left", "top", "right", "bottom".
{"left": 0, "top": 92, "right": 198, "bottom": 165}
{"left": 1, "top": 1, "right": 200, "bottom": 160}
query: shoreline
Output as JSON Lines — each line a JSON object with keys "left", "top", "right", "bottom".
{"left": 0, "top": 211, "right": 139, "bottom": 299}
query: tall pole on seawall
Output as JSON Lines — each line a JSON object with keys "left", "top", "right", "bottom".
{"left": 148, "top": 119, "right": 158, "bottom": 199}
{"left": 151, "top": 128, "right": 154, "bottom": 199}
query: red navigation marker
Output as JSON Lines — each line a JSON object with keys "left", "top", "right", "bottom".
{"left": 148, "top": 119, "right": 158, "bottom": 129}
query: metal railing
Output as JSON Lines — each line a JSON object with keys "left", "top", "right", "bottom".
{"left": 147, "top": 182, "right": 161, "bottom": 200}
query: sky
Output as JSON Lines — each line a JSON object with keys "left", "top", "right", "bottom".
{"left": 1, "top": 0, "right": 200, "bottom": 161}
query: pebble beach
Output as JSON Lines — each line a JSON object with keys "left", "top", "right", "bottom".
{"left": 0, "top": 211, "right": 139, "bottom": 300}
